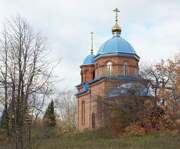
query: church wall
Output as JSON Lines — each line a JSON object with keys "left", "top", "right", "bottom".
{"left": 95, "top": 55, "right": 139, "bottom": 78}
{"left": 77, "top": 78, "right": 144, "bottom": 131}
{"left": 77, "top": 93, "right": 91, "bottom": 130}
{"left": 89, "top": 81, "right": 106, "bottom": 128}
{"left": 80, "top": 64, "right": 95, "bottom": 83}
{"left": 77, "top": 80, "right": 106, "bottom": 130}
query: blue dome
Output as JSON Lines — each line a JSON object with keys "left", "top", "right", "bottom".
{"left": 83, "top": 54, "right": 95, "bottom": 65}
{"left": 98, "top": 36, "right": 136, "bottom": 55}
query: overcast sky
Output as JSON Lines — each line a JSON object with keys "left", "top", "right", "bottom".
{"left": 0, "top": 0, "right": 180, "bottom": 91}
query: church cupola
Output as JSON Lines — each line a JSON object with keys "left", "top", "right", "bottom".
{"left": 80, "top": 32, "right": 95, "bottom": 83}
{"left": 94, "top": 9, "right": 140, "bottom": 78}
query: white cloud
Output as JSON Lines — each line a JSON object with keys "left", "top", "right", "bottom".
{"left": 0, "top": 0, "right": 180, "bottom": 91}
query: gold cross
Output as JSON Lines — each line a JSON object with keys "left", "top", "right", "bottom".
{"left": 90, "top": 32, "right": 94, "bottom": 55}
{"left": 113, "top": 8, "right": 120, "bottom": 24}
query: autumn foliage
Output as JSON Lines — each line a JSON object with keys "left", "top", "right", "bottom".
{"left": 100, "top": 53, "right": 180, "bottom": 136}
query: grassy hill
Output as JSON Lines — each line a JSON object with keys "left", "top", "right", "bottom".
{"left": 1, "top": 129, "right": 180, "bottom": 149}
{"left": 32, "top": 134, "right": 180, "bottom": 149}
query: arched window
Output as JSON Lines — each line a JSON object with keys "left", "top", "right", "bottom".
{"left": 81, "top": 101, "right": 85, "bottom": 125}
{"left": 123, "top": 62, "right": 128, "bottom": 76}
{"left": 95, "top": 63, "right": 99, "bottom": 76}
{"left": 135, "top": 68, "right": 139, "bottom": 76}
{"left": 92, "top": 113, "right": 96, "bottom": 128}
{"left": 95, "top": 63, "right": 98, "bottom": 69}
{"left": 84, "top": 69, "right": 88, "bottom": 82}
{"left": 81, "top": 70, "right": 83, "bottom": 82}
{"left": 92, "top": 70, "right": 95, "bottom": 79}
{"left": 107, "top": 61, "right": 112, "bottom": 75}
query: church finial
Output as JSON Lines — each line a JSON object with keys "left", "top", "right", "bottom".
{"left": 90, "top": 32, "right": 94, "bottom": 55}
{"left": 112, "top": 8, "right": 121, "bottom": 36}
{"left": 113, "top": 8, "right": 120, "bottom": 25}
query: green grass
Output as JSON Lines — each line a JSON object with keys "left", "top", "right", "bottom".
{"left": 1, "top": 129, "right": 180, "bottom": 149}
{"left": 31, "top": 133, "right": 180, "bottom": 149}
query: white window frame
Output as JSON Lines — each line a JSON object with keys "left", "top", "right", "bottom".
{"left": 123, "top": 62, "right": 128, "bottom": 76}
{"left": 107, "top": 61, "right": 112, "bottom": 75}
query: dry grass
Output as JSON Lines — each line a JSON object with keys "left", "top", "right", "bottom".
{"left": 1, "top": 128, "right": 180, "bottom": 149}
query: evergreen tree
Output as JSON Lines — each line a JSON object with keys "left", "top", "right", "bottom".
{"left": 43, "top": 100, "right": 56, "bottom": 127}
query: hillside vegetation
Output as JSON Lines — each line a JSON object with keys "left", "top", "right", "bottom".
{"left": 1, "top": 129, "right": 180, "bottom": 149}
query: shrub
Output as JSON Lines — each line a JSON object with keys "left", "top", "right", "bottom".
{"left": 124, "top": 122, "right": 145, "bottom": 136}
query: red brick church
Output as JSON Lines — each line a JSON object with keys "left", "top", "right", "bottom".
{"left": 75, "top": 9, "right": 149, "bottom": 130}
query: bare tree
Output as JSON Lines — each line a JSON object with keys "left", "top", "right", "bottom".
{"left": 140, "top": 58, "right": 178, "bottom": 104}
{"left": 0, "top": 16, "right": 55, "bottom": 149}
{"left": 54, "top": 90, "right": 76, "bottom": 132}
{"left": 0, "top": 27, "right": 10, "bottom": 136}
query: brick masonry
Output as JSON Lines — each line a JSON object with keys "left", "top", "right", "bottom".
{"left": 76, "top": 55, "right": 140, "bottom": 131}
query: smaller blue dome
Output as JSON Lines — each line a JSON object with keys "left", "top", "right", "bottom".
{"left": 83, "top": 54, "right": 95, "bottom": 65}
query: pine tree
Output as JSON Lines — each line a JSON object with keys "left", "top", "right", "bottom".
{"left": 43, "top": 100, "right": 56, "bottom": 127}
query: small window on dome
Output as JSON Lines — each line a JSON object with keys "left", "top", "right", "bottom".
{"left": 123, "top": 62, "right": 128, "bottom": 76}
{"left": 107, "top": 61, "right": 112, "bottom": 75}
